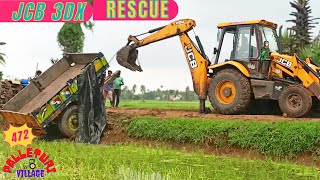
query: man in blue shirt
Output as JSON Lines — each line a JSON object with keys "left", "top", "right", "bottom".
{"left": 104, "top": 70, "right": 114, "bottom": 107}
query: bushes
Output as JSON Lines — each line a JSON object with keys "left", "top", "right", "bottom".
{"left": 126, "top": 117, "right": 320, "bottom": 156}
{"left": 299, "top": 42, "right": 320, "bottom": 63}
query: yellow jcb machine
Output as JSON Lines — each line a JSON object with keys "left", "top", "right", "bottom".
{"left": 117, "top": 19, "right": 320, "bottom": 118}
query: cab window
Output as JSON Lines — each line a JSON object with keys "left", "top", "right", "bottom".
{"left": 235, "top": 27, "right": 250, "bottom": 61}
{"left": 217, "top": 27, "right": 236, "bottom": 64}
{"left": 260, "top": 26, "right": 279, "bottom": 53}
{"left": 235, "top": 26, "right": 259, "bottom": 61}
{"left": 250, "top": 28, "right": 258, "bottom": 58}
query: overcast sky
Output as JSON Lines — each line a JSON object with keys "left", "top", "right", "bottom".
{"left": 1, "top": 0, "right": 320, "bottom": 91}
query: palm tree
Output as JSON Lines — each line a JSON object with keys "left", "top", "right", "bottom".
{"left": 140, "top": 85, "right": 146, "bottom": 100}
{"left": 132, "top": 84, "right": 137, "bottom": 94}
{"left": 0, "top": 42, "right": 6, "bottom": 64}
{"left": 287, "top": 0, "right": 319, "bottom": 53}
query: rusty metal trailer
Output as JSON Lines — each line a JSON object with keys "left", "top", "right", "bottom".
{"left": 0, "top": 52, "right": 109, "bottom": 137}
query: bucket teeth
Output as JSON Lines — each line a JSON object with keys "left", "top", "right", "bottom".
{"left": 116, "top": 46, "right": 143, "bottom": 72}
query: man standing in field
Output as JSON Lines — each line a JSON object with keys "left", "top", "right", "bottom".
{"left": 113, "top": 71, "right": 124, "bottom": 107}
{"left": 104, "top": 70, "right": 114, "bottom": 107}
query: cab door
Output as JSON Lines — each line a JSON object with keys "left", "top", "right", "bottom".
{"left": 234, "top": 25, "right": 261, "bottom": 78}
{"left": 214, "top": 26, "right": 237, "bottom": 64}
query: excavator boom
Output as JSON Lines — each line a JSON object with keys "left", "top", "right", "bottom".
{"left": 127, "top": 19, "right": 195, "bottom": 47}
{"left": 116, "top": 19, "right": 210, "bottom": 112}
{"left": 117, "top": 19, "right": 201, "bottom": 71}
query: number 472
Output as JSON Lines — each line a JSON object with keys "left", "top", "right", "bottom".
{"left": 12, "top": 130, "right": 29, "bottom": 142}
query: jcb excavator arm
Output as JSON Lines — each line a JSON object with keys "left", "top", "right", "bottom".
{"left": 116, "top": 19, "right": 210, "bottom": 113}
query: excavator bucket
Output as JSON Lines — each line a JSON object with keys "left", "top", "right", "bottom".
{"left": 116, "top": 45, "right": 143, "bottom": 72}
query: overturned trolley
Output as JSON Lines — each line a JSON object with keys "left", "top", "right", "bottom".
{"left": 0, "top": 52, "right": 109, "bottom": 138}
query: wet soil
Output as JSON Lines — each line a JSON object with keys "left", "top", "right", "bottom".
{"left": 108, "top": 107, "right": 320, "bottom": 121}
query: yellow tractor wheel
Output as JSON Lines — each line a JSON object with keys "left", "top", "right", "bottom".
{"left": 208, "top": 69, "right": 252, "bottom": 114}
{"left": 58, "top": 105, "right": 79, "bottom": 138}
{"left": 215, "top": 80, "right": 237, "bottom": 105}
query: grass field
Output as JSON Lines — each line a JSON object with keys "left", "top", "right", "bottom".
{"left": 2, "top": 100, "right": 320, "bottom": 179}
{"left": 0, "top": 133, "right": 319, "bottom": 180}
{"left": 127, "top": 116, "right": 320, "bottom": 156}
{"left": 108, "top": 100, "right": 211, "bottom": 110}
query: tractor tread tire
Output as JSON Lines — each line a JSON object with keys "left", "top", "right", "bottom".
{"left": 208, "top": 69, "right": 251, "bottom": 114}
{"left": 278, "top": 86, "right": 312, "bottom": 118}
{"left": 58, "top": 105, "right": 78, "bottom": 138}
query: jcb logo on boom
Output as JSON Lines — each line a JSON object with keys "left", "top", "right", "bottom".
{"left": 185, "top": 45, "right": 198, "bottom": 69}
{"left": 277, "top": 58, "right": 292, "bottom": 68}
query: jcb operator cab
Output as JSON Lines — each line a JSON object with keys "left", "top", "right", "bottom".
{"left": 213, "top": 20, "right": 280, "bottom": 79}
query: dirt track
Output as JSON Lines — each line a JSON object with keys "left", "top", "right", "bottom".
{"left": 107, "top": 108, "right": 320, "bottom": 121}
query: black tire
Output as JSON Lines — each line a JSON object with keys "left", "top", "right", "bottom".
{"left": 278, "top": 86, "right": 312, "bottom": 118}
{"left": 58, "top": 105, "right": 79, "bottom": 138}
{"left": 208, "top": 69, "right": 252, "bottom": 114}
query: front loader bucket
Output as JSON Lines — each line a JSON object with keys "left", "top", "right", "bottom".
{"left": 116, "top": 45, "right": 142, "bottom": 72}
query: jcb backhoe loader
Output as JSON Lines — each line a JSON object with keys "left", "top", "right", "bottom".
{"left": 117, "top": 19, "right": 320, "bottom": 118}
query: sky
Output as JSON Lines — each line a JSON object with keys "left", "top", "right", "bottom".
{"left": 0, "top": 0, "right": 320, "bottom": 91}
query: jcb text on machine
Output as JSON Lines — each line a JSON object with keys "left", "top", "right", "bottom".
{"left": 117, "top": 19, "right": 320, "bottom": 118}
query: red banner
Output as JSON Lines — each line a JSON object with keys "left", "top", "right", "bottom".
{"left": 93, "top": 0, "right": 179, "bottom": 21}
{"left": 0, "top": 0, "right": 93, "bottom": 22}
{"left": 0, "top": 0, "right": 179, "bottom": 22}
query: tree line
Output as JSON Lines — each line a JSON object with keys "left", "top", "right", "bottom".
{"left": 120, "top": 85, "right": 198, "bottom": 101}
